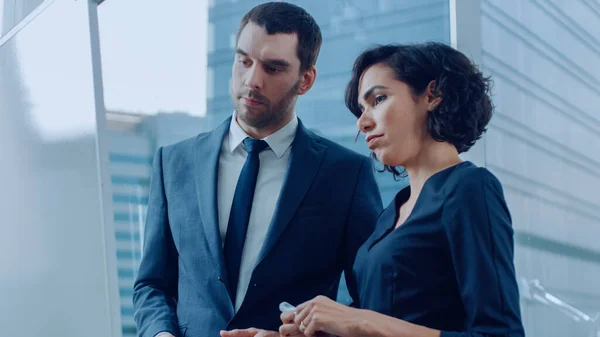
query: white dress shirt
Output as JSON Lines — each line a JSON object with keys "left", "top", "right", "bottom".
{"left": 218, "top": 112, "right": 298, "bottom": 312}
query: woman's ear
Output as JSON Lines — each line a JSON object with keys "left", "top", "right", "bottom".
{"left": 426, "top": 80, "right": 442, "bottom": 111}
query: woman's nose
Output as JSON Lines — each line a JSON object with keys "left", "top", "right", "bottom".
{"left": 357, "top": 112, "right": 375, "bottom": 133}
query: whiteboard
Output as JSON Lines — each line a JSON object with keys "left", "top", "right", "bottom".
{"left": 0, "top": 0, "right": 121, "bottom": 336}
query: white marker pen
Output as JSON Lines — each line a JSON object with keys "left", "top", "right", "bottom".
{"left": 279, "top": 301, "right": 296, "bottom": 313}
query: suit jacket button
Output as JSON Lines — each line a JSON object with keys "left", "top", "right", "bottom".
{"left": 218, "top": 276, "right": 223, "bottom": 282}
{"left": 253, "top": 283, "right": 257, "bottom": 287}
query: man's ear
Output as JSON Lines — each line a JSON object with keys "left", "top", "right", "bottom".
{"left": 297, "top": 66, "right": 317, "bottom": 95}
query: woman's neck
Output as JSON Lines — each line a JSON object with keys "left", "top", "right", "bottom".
{"left": 404, "top": 141, "right": 462, "bottom": 202}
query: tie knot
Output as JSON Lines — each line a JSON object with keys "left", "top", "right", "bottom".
{"left": 243, "top": 137, "right": 269, "bottom": 154}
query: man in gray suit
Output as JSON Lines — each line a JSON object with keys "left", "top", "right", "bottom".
{"left": 132, "top": 2, "right": 382, "bottom": 337}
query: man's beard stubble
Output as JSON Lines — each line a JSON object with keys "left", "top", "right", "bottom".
{"left": 233, "top": 79, "right": 301, "bottom": 129}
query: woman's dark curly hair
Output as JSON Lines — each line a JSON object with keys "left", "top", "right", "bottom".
{"left": 345, "top": 42, "right": 493, "bottom": 178}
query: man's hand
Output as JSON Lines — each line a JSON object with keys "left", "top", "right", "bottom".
{"left": 220, "top": 328, "right": 279, "bottom": 337}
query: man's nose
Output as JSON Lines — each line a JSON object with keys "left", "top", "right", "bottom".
{"left": 245, "top": 65, "right": 264, "bottom": 91}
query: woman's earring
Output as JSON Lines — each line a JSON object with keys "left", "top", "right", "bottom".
{"left": 429, "top": 99, "right": 442, "bottom": 111}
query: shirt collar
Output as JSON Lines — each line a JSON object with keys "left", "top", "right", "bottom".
{"left": 228, "top": 111, "right": 298, "bottom": 159}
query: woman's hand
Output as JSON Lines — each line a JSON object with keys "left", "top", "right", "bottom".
{"left": 284, "top": 296, "right": 367, "bottom": 337}
{"left": 279, "top": 309, "right": 304, "bottom": 337}
{"left": 281, "top": 310, "right": 327, "bottom": 337}
{"left": 280, "top": 296, "right": 440, "bottom": 337}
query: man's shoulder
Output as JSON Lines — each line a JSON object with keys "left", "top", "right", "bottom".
{"left": 157, "top": 132, "right": 215, "bottom": 171}
{"left": 161, "top": 131, "right": 212, "bottom": 156}
{"left": 308, "top": 131, "right": 368, "bottom": 164}
{"left": 161, "top": 117, "right": 229, "bottom": 157}
{"left": 161, "top": 134, "right": 196, "bottom": 156}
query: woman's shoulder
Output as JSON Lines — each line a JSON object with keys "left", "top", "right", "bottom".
{"left": 441, "top": 161, "right": 504, "bottom": 201}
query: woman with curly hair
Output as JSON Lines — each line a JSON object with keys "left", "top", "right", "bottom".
{"left": 280, "top": 43, "right": 526, "bottom": 337}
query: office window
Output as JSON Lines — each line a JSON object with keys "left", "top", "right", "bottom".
{"left": 208, "top": 22, "right": 215, "bottom": 53}
{"left": 229, "top": 33, "right": 236, "bottom": 49}
{"left": 480, "top": 0, "right": 600, "bottom": 336}
{"left": 207, "top": 67, "right": 215, "bottom": 100}
{"left": 98, "top": 1, "right": 210, "bottom": 335}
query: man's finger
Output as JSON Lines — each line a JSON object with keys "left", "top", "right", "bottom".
{"left": 255, "top": 330, "right": 280, "bottom": 337}
{"left": 220, "top": 329, "right": 237, "bottom": 337}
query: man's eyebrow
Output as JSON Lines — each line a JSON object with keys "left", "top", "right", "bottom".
{"left": 236, "top": 48, "right": 290, "bottom": 68}
{"left": 264, "top": 58, "right": 290, "bottom": 68}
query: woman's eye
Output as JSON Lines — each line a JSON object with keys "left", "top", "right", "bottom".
{"left": 375, "top": 95, "right": 387, "bottom": 105}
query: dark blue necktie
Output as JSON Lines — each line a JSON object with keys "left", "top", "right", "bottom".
{"left": 224, "top": 137, "right": 269, "bottom": 304}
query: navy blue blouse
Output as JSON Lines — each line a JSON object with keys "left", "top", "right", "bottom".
{"left": 353, "top": 161, "right": 525, "bottom": 337}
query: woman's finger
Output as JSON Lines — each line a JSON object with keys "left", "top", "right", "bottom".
{"left": 293, "top": 301, "right": 312, "bottom": 330}
{"left": 295, "top": 299, "right": 310, "bottom": 311}
{"left": 279, "top": 323, "right": 301, "bottom": 336}
{"left": 303, "top": 315, "right": 319, "bottom": 337}
{"left": 297, "top": 310, "right": 317, "bottom": 336}
{"left": 280, "top": 310, "right": 295, "bottom": 324}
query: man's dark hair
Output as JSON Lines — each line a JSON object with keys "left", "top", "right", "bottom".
{"left": 345, "top": 42, "right": 494, "bottom": 178}
{"left": 236, "top": 2, "right": 322, "bottom": 73}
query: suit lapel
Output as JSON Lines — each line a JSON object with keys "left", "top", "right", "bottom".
{"left": 256, "top": 121, "right": 327, "bottom": 265}
{"left": 194, "top": 117, "right": 230, "bottom": 281}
